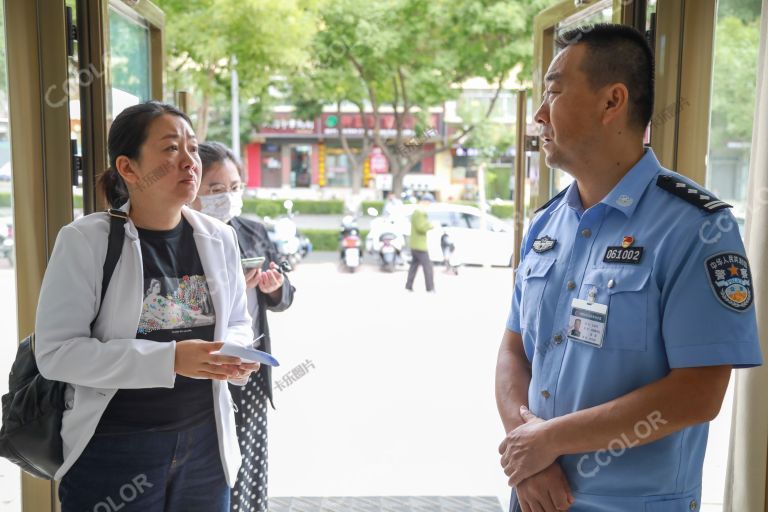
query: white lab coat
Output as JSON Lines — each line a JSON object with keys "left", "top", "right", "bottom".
{"left": 34, "top": 201, "right": 253, "bottom": 486}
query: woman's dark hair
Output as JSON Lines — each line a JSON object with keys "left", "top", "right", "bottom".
{"left": 99, "top": 101, "right": 193, "bottom": 208}
{"left": 198, "top": 141, "right": 243, "bottom": 178}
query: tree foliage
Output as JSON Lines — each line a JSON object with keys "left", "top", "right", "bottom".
{"left": 710, "top": 12, "right": 762, "bottom": 151}
{"left": 154, "top": 0, "right": 318, "bottom": 144}
{"left": 290, "top": 0, "right": 555, "bottom": 195}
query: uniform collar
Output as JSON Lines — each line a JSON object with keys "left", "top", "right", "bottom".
{"left": 564, "top": 182, "right": 585, "bottom": 215}
{"left": 599, "top": 147, "right": 661, "bottom": 218}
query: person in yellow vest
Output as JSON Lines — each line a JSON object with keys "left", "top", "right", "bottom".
{"left": 405, "top": 193, "right": 436, "bottom": 292}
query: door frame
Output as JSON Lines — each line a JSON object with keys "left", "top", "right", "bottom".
{"left": 78, "top": 0, "right": 165, "bottom": 214}
{"left": 4, "top": 1, "right": 165, "bottom": 511}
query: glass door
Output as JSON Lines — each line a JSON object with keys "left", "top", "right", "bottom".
{"left": 107, "top": 4, "right": 152, "bottom": 118}
{"left": 700, "top": 3, "right": 762, "bottom": 510}
{"left": 77, "top": 0, "right": 163, "bottom": 214}
{"left": 0, "top": 3, "right": 20, "bottom": 511}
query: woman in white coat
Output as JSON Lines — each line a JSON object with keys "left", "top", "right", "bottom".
{"left": 34, "top": 101, "right": 259, "bottom": 512}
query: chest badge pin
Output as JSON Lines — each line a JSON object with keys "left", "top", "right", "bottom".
{"left": 621, "top": 236, "right": 634, "bottom": 249}
{"left": 532, "top": 235, "right": 557, "bottom": 253}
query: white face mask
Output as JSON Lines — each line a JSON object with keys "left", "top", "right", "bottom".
{"left": 198, "top": 191, "right": 243, "bottom": 223}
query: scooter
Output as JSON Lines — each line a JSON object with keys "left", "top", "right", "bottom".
{"left": 266, "top": 200, "right": 304, "bottom": 267}
{"left": 366, "top": 207, "right": 405, "bottom": 272}
{"left": 339, "top": 215, "right": 362, "bottom": 272}
{"left": 378, "top": 231, "right": 403, "bottom": 272}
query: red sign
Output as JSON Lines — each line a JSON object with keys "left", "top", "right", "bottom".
{"left": 370, "top": 147, "right": 388, "bottom": 174}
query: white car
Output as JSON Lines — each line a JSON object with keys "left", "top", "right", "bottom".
{"left": 366, "top": 203, "right": 515, "bottom": 267}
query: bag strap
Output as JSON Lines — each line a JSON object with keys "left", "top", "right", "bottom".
{"left": 89, "top": 209, "right": 128, "bottom": 331}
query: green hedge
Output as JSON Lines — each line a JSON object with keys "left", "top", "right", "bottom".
{"left": 303, "top": 229, "right": 369, "bottom": 251}
{"left": 241, "top": 199, "right": 283, "bottom": 218}
{"left": 486, "top": 165, "right": 513, "bottom": 201}
{"left": 362, "top": 201, "right": 385, "bottom": 215}
{"left": 490, "top": 204, "right": 514, "bottom": 219}
{"left": 242, "top": 198, "right": 344, "bottom": 217}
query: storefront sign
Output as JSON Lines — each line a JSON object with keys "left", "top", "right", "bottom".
{"left": 260, "top": 114, "right": 316, "bottom": 135}
{"left": 321, "top": 113, "right": 442, "bottom": 138}
{"left": 370, "top": 147, "right": 388, "bottom": 174}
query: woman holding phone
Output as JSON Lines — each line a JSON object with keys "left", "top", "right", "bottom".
{"left": 192, "top": 141, "right": 295, "bottom": 512}
{"left": 35, "top": 101, "right": 258, "bottom": 511}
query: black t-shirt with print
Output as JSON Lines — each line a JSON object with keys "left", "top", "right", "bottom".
{"left": 97, "top": 218, "right": 217, "bottom": 434}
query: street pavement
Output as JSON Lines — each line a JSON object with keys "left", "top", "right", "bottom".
{"left": 0, "top": 254, "right": 733, "bottom": 511}
{"left": 265, "top": 253, "right": 731, "bottom": 511}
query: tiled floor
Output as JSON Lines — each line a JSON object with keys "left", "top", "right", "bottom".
{"left": 269, "top": 496, "right": 503, "bottom": 512}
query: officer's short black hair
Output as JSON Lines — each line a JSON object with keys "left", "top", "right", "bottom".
{"left": 555, "top": 23, "right": 654, "bottom": 132}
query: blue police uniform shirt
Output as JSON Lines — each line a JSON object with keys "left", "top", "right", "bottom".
{"left": 506, "top": 148, "right": 762, "bottom": 511}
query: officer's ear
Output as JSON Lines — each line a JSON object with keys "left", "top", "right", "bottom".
{"left": 600, "top": 83, "right": 630, "bottom": 130}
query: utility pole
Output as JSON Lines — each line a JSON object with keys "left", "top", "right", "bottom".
{"left": 478, "top": 162, "right": 489, "bottom": 267}
{"left": 231, "top": 55, "right": 240, "bottom": 158}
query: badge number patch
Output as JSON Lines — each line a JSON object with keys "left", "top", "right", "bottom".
{"left": 533, "top": 236, "right": 556, "bottom": 253}
{"left": 603, "top": 246, "right": 644, "bottom": 264}
{"left": 705, "top": 252, "right": 753, "bottom": 312}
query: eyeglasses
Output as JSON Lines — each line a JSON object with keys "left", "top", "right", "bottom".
{"left": 206, "top": 183, "right": 245, "bottom": 195}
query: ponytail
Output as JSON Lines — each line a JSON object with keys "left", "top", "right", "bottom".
{"left": 98, "top": 166, "right": 129, "bottom": 208}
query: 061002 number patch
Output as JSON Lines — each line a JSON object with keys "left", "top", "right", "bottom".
{"left": 603, "top": 246, "right": 644, "bottom": 264}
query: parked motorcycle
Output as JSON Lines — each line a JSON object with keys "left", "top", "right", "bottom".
{"left": 366, "top": 208, "right": 405, "bottom": 272}
{"left": 266, "top": 200, "right": 305, "bottom": 267}
{"left": 339, "top": 215, "right": 362, "bottom": 272}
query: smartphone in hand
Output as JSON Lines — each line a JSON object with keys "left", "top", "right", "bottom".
{"left": 241, "top": 257, "right": 266, "bottom": 269}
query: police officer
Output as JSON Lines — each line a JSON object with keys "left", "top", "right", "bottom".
{"left": 494, "top": 24, "right": 762, "bottom": 512}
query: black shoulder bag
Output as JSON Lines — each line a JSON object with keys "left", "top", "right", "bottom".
{"left": 0, "top": 209, "right": 127, "bottom": 480}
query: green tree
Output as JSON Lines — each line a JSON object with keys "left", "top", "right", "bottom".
{"left": 155, "top": 0, "right": 317, "bottom": 146}
{"left": 710, "top": 13, "right": 762, "bottom": 151}
{"left": 292, "top": 0, "right": 555, "bottom": 196}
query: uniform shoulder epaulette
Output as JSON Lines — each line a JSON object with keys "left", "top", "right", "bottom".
{"left": 534, "top": 187, "right": 568, "bottom": 214}
{"left": 656, "top": 174, "right": 732, "bottom": 213}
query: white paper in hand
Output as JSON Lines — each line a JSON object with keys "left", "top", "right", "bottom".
{"left": 216, "top": 344, "right": 280, "bottom": 367}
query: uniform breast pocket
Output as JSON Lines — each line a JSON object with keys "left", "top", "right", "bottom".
{"left": 581, "top": 266, "right": 652, "bottom": 351}
{"left": 520, "top": 257, "right": 556, "bottom": 330}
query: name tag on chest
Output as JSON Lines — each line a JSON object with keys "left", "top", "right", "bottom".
{"left": 603, "top": 246, "right": 644, "bottom": 264}
{"left": 567, "top": 299, "right": 608, "bottom": 348}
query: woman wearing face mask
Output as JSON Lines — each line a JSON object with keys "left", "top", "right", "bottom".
{"left": 192, "top": 141, "right": 295, "bottom": 512}
{"left": 34, "top": 101, "right": 258, "bottom": 511}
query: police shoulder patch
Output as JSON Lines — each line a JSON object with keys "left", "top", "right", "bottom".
{"left": 657, "top": 174, "right": 732, "bottom": 213}
{"left": 705, "top": 252, "right": 753, "bottom": 312}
